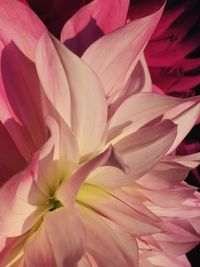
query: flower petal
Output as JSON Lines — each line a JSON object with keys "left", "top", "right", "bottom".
{"left": 0, "top": 41, "right": 47, "bottom": 160}
{"left": 23, "top": 222, "right": 57, "bottom": 267}
{"left": 61, "top": 0, "right": 130, "bottom": 56}
{"left": 137, "top": 161, "right": 190, "bottom": 190}
{"left": 82, "top": 4, "right": 165, "bottom": 102}
{"left": 57, "top": 146, "right": 127, "bottom": 206}
{"left": 108, "top": 93, "right": 183, "bottom": 142}
{"left": 114, "top": 120, "right": 177, "bottom": 179}
{"left": 165, "top": 102, "right": 200, "bottom": 154}
{"left": 0, "top": 122, "right": 26, "bottom": 186}
{"left": 108, "top": 54, "right": 152, "bottom": 117}
{"left": 0, "top": 0, "right": 45, "bottom": 60}
{"left": 36, "top": 32, "right": 107, "bottom": 156}
{"left": 44, "top": 207, "right": 86, "bottom": 267}
{"left": 0, "top": 153, "right": 46, "bottom": 237}
{"left": 80, "top": 207, "right": 139, "bottom": 267}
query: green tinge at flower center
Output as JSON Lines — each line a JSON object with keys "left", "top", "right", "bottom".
{"left": 48, "top": 197, "right": 64, "bottom": 211}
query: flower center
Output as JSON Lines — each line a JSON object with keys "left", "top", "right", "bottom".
{"left": 48, "top": 197, "right": 63, "bottom": 211}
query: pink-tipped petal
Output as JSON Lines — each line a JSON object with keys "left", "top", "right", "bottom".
{"left": 36, "top": 32, "right": 107, "bottom": 156}
{"left": 61, "top": 0, "right": 130, "bottom": 56}
{"left": 82, "top": 3, "right": 165, "bottom": 102}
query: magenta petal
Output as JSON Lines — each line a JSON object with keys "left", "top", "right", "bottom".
{"left": 0, "top": 41, "right": 47, "bottom": 160}
{"left": 0, "top": 122, "right": 26, "bottom": 185}
{"left": 0, "top": 0, "right": 45, "bottom": 60}
{"left": 61, "top": 0, "right": 130, "bottom": 56}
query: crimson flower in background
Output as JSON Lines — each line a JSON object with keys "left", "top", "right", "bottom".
{"left": 0, "top": 0, "right": 200, "bottom": 266}
{"left": 129, "top": 0, "right": 200, "bottom": 183}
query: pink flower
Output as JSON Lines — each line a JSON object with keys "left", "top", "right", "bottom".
{"left": 0, "top": 1, "right": 199, "bottom": 266}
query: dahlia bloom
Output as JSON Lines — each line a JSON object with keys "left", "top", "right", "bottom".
{"left": 0, "top": 1, "right": 200, "bottom": 267}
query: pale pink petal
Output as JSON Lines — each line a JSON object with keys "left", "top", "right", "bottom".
{"left": 0, "top": 153, "right": 46, "bottom": 237}
{"left": 43, "top": 207, "right": 86, "bottom": 267}
{"left": 56, "top": 146, "right": 127, "bottom": 206}
{"left": 78, "top": 185, "right": 160, "bottom": 236}
{"left": 0, "top": 41, "right": 47, "bottom": 160}
{"left": 108, "top": 54, "right": 152, "bottom": 117}
{"left": 152, "top": 221, "right": 200, "bottom": 255}
{"left": 24, "top": 208, "right": 86, "bottom": 267}
{"left": 23, "top": 222, "right": 57, "bottom": 267}
{"left": 165, "top": 102, "right": 200, "bottom": 154}
{"left": 61, "top": 0, "right": 130, "bottom": 56}
{"left": 114, "top": 120, "right": 177, "bottom": 179}
{"left": 78, "top": 253, "right": 98, "bottom": 267}
{"left": 0, "top": 234, "right": 27, "bottom": 266}
{"left": 137, "top": 183, "right": 196, "bottom": 208}
{"left": 36, "top": 32, "right": 107, "bottom": 156}
{"left": 167, "top": 153, "right": 200, "bottom": 169}
{"left": 35, "top": 117, "right": 79, "bottom": 195}
{"left": 108, "top": 93, "right": 183, "bottom": 142}
{"left": 82, "top": 4, "right": 165, "bottom": 103}
{"left": 148, "top": 254, "right": 191, "bottom": 267}
{"left": 86, "top": 166, "right": 128, "bottom": 189}
{"left": 80, "top": 207, "right": 139, "bottom": 267}
{"left": 137, "top": 161, "right": 190, "bottom": 190}
{"left": 0, "top": 0, "right": 45, "bottom": 60}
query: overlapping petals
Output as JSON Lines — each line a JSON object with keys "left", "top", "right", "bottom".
{"left": 0, "top": 1, "right": 199, "bottom": 267}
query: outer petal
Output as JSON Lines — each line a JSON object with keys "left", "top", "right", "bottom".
{"left": 0, "top": 41, "right": 47, "bottom": 160}
{"left": 36, "top": 32, "right": 107, "bottom": 156}
{"left": 82, "top": 3, "right": 165, "bottom": 102}
{"left": 0, "top": 0, "right": 45, "bottom": 60}
{"left": 0, "top": 122, "right": 26, "bottom": 185}
{"left": 61, "top": 0, "right": 130, "bottom": 56}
